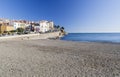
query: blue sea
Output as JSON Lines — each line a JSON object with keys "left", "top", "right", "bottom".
{"left": 61, "top": 33, "right": 120, "bottom": 43}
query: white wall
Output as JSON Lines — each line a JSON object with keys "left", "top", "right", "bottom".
{"left": 40, "top": 20, "right": 54, "bottom": 32}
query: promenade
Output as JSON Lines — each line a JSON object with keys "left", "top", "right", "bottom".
{"left": 0, "top": 32, "right": 60, "bottom": 40}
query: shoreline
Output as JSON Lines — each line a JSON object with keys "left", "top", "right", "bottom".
{"left": 60, "top": 39, "right": 120, "bottom": 45}
{"left": 1, "top": 32, "right": 120, "bottom": 45}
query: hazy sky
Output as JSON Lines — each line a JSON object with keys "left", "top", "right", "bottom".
{"left": 0, "top": 0, "right": 120, "bottom": 33}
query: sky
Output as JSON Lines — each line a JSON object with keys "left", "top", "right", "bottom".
{"left": 0, "top": 0, "right": 120, "bottom": 33}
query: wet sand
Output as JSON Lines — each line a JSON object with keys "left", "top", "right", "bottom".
{"left": 0, "top": 39, "right": 120, "bottom": 77}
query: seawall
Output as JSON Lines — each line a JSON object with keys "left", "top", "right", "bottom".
{"left": 0, "top": 31, "right": 60, "bottom": 40}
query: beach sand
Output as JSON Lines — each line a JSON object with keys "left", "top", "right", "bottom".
{"left": 0, "top": 39, "right": 120, "bottom": 77}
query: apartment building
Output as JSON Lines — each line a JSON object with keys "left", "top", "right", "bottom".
{"left": 39, "top": 20, "right": 54, "bottom": 32}
{"left": 0, "top": 23, "right": 14, "bottom": 33}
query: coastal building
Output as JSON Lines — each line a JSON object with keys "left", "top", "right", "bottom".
{"left": 0, "top": 18, "right": 55, "bottom": 33}
{"left": 13, "top": 20, "right": 30, "bottom": 29}
{"left": 0, "top": 18, "right": 10, "bottom": 23}
{"left": 39, "top": 20, "right": 54, "bottom": 32}
{"left": 0, "top": 23, "right": 14, "bottom": 33}
{"left": 0, "top": 19, "right": 4, "bottom": 23}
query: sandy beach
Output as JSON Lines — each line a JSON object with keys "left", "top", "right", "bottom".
{"left": 0, "top": 39, "right": 120, "bottom": 77}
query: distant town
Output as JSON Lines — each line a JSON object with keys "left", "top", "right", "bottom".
{"left": 0, "top": 18, "right": 65, "bottom": 36}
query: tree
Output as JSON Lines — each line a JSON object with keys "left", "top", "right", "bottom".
{"left": 17, "top": 28, "right": 24, "bottom": 33}
{"left": 3, "top": 31, "right": 8, "bottom": 33}
{"left": 10, "top": 30, "right": 17, "bottom": 33}
{"left": 54, "top": 25, "right": 57, "bottom": 28}
{"left": 57, "top": 25, "right": 60, "bottom": 29}
{"left": 60, "top": 27, "right": 64, "bottom": 30}
{"left": 54, "top": 25, "right": 65, "bottom": 32}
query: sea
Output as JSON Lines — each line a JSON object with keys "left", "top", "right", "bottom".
{"left": 61, "top": 33, "right": 120, "bottom": 43}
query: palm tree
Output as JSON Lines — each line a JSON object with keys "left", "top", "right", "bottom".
{"left": 57, "top": 25, "right": 60, "bottom": 29}
{"left": 54, "top": 25, "right": 57, "bottom": 29}
{"left": 60, "top": 27, "right": 64, "bottom": 30}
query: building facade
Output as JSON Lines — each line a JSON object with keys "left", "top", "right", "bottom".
{"left": 0, "top": 19, "right": 55, "bottom": 33}
{"left": 13, "top": 20, "right": 30, "bottom": 29}
{"left": 39, "top": 20, "right": 54, "bottom": 32}
{"left": 0, "top": 23, "right": 14, "bottom": 33}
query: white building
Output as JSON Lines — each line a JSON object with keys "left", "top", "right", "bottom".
{"left": 13, "top": 21, "right": 30, "bottom": 30}
{"left": 39, "top": 20, "right": 54, "bottom": 32}
{"left": 0, "top": 18, "right": 10, "bottom": 24}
